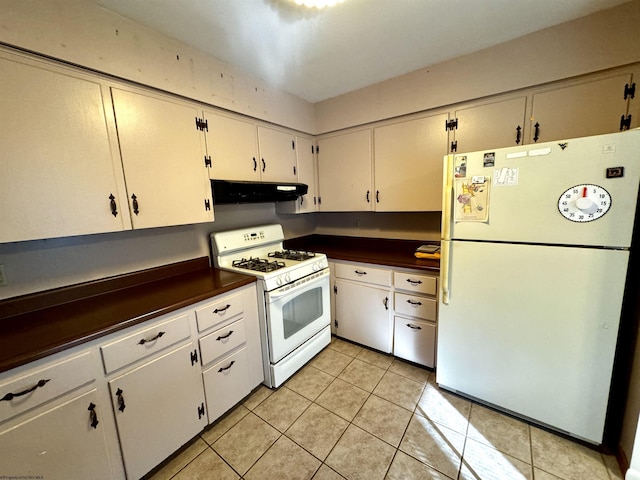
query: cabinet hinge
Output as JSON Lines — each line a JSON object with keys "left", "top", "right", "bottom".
{"left": 195, "top": 117, "right": 208, "bottom": 132}
{"left": 624, "top": 83, "right": 636, "bottom": 100}
{"left": 197, "top": 403, "right": 205, "bottom": 419}
{"left": 450, "top": 140, "right": 457, "bottom": 152}
{"left": 334, "top": 285, "right": 337, "bottom": 294}
{"left": 620, "top": 114, "right": 633, "bottom": 131}
{"left": 334, "top": 318, "right": 338, "bottom": 328}
{"left": 204, "top": 155, "right": 212, "bottom": 168}
{"left": 204, "top": 199, "right": 211, "bottom": 211}
{"left": 191, "top": 349, "right": 199, "bottom": 365}
{"left": 445, "top": 118, "right": 458, "bottom": 131}
{"left": 318, "top": 196, "right": 322, "bottom": 205}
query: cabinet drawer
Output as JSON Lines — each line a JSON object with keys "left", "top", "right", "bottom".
{"left": 394, "top": 271, "right": 437, "bottom": 296}
{"left": 202, "top": 348, "right": 251, "bottom": 423}
{"left": 393, "top": 316, "right": 436, "bottom": 368}
{"left": 101, "top": 313, "right": 190, "bottom": 374}
{"left": 394, "top": 293, "right": 437, "bottom": 321}
{"left": 335, "top": 262, "right": 391, "bottom": 286}
{"left": 199, "top": 319, "right": 247, "bottom": 366}
{"left": 0, "top": 351, "right": 96, "bottom": 423}
{"left": 195, "top": 293, "right": 244, "bottom": 332}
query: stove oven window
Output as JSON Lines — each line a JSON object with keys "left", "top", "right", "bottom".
{"left": 282, "top": 287, "right": 324, "bottom": 338}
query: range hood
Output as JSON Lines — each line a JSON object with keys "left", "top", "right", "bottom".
{"left": 211, "top": 180, "right": 308, "bottom": 204}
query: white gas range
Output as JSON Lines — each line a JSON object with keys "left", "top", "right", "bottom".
{"left": 211, "top": 224, "right": 331, "bottom": 388}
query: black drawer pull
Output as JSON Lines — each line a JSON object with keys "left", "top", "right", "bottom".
{"left": 138, "top": 331, "right": 165, "bottom": 345}
{"left": 218, "top": 360, "right": 236, "bottom": 373}
{"left": 88, "top": 402, "right": 99, "bottom": 429}
{"left": 1, "top": 378, "right": 50, "bottom": 401}
{"left": 354, "top": 270, "right": 367, "bottom": 276}
{"left": 406, "top": 279, "right": 423, "bottom": 286}
{"left": 214, "top": 304, "right": 231, "bottom": 314}
{"left": 216, "top": 330, "right": 234, "bottom": 341}
{"left": 407, "top": 299, "right": 423, "bottom": 306}
{"left": 406, "top": 324, "right": 423, "bottom": 330}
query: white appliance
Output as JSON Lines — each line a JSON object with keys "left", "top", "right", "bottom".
{"left": 211, "top": 224, "right": 331, "bottom": 388}
{"left": 437, "top": 129, "right": 640, "bottom": 444}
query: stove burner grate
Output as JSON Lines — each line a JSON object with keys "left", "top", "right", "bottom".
{"left": 232, "top": 257, "right": 286, "bottom": 272}
{"left": 268, "top": 250, "right": 316, "bottom": 262}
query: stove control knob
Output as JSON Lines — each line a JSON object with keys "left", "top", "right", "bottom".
{"left": 312, "top": 262, "right": 319, "bottom": 271}
{"left": 276, "top": 276, "right": 283, "bottom": 286}
{"left": 285, "top": 273, "right": 291, "bottom": 283}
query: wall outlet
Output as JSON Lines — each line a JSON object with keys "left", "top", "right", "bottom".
{"left": 0, "top": 264, "right": 7, "bottom": 287}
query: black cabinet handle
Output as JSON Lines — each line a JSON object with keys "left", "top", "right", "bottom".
{"left": 131, "top": 194, "right": 139, "bottom": 215}
{"left": 88, "top": 402, "right": 99, "bottom": 429}
{"left": 214, "top": 304, "right": 231, "bottom": 314}
{"left": 218, "top": 360, "right": 236, "bottom": 373}
{"left": 253, "top": 157, "right": 257, "bottom": 171}
{"left": 115, "top": 388, "right": 126, "bottom": 412}
{"left": 1, "top": 378, "right": 50, "bottom": 401}
{"left": 138, "top": 331, "right": 165, "bottom": 345}
{"left": 366, "top": 190, "right": 370, "bottom": 203}
{"left": 262, "top": 158, "right": 266, "bottom": 172}
{"left": 376, "top": 190, "right": 380, "bottom": 203}
{"left": 406, "top": 279, "right": 423, "bottom": 286}
{"left": 354, "top": 270, "right": 367, "bottom": 276}
{"left": 216, "top": 330, "right": 234, "bottom": 341}
{"left": 109, "top": 194, "right": 118, "bottom": 217}
{"left": 533, "top": 122, "right": 540, "bottom": 142}
{"left": 515, "top": 125, "right": 522, "bottom": 145}
{"left": 407, "top": 299, "right": 423, "bottom": 306}
{"left": 406, "top": 323, "right": 422, "bottom": 330}
{"left": 384, "top": 297, "right": 389, "bottom": 310}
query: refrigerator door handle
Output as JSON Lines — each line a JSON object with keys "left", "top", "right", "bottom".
{"left": 441, "top": 240, "right": 451, "bottom": 304}
{"left": 441, "top": 155, "right": 454, "bottom": 241}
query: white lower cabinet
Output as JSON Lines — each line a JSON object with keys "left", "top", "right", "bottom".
{"left": 333, "top": 260, "right": 438, "bottom": 367}
{"left": 202, "top": 348, "right": 251, "bottom": 421}
{"left": 108, "top": 342, "right": 206, "bottom": 480}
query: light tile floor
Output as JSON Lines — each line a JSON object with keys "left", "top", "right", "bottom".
{"left": 147, "top": 337, "right": 624, "bottom": 480}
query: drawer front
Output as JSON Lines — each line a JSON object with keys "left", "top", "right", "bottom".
{"left": 101, "top": 313, "right": 191, "bottom": 374}
{"left": 0, "top": 351, "right": 96, "bottom": 423}
{"left": 394, "top": 292, "right": 437, "bottom": 321}
{"left": 199, "top": 318, "right": 247, "bottom": 366}
{"left": 202, "top": 348, "right": 251, "bottom": 423}
{"left": 393, "top": 316, "right": 436, "bottom": 368}
{"left": 334, "top": 262, "right": 391, "bottom": 286}
{"left": 394, "top": 271, "right": 437, "bottom": 296}
{"left": 195, "top": 293, "right": 244, "bottom": 333}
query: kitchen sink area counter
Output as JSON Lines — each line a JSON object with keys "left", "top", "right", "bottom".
{"left": 283, "top": 234, "right": 440, "bottom": 273}
{"left": 0, "top": 257, "right": 256, "bottom": 374}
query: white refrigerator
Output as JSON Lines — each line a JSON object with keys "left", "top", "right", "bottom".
{"left": 437, "top": 129, "right": 640, "bottom": 444}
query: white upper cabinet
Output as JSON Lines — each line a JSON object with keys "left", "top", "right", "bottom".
{"left": 373, "top": 113, "right": 449, "bottom": 212}
{"left": 276, "top": 135, "right": 318, "bottom": 214}
{"left": 257, "top": 126, "right": 298, "bottom": 183}
{"left": 0, "top": 52, "right": 131, "bottom": 243}
{"left": 204, "top": 111, "right": 260, "bottom": 181}
{"left": 529, "top": 72, "right": 633, "bottom": 144}
{"left": 317, "top": 129, "right": 373, "bottom": 212}
{"left": 111, "top": 88, "right": 214, "bottom": 229}
{"left": 451, "top": 97, "right": 528, "bottom": 153}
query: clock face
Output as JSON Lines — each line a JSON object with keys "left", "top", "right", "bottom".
{"left": 557, "top": 184, "right": 612, "bottom": 222}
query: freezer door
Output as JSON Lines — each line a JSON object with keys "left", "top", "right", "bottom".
{"left": 436, "top": 240, "right": 628, "bottom": 444}
{"left": 447, "top": 129, "right": 640, "bottom": 248}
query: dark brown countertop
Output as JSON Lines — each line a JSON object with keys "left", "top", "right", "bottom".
{"left": 284, "top": 235, "right": 440, "bottom": 273}
{"left": 0, "top": 257, "right": 256, "bottom": 374}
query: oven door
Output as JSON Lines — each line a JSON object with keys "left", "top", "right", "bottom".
{"left": 265, "top": 269, "right": 330, "bottom": 364}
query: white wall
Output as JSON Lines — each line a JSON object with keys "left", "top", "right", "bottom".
{"left": 315, "top": 1, "right": 640, "bottom": 133}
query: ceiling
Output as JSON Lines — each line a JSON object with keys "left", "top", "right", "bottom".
{"left": 95, "top": 0, "right": 631, "bottom": 103}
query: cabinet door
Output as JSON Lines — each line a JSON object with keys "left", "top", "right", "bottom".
{"left": 453, "top": 97, "right": 527, "bottom": 153}
{"left": 393, "top": 316, "right": 436, "bottom": 368}
{"left": 0, "top": 53, "right": 130, "bottom": 243}
{"left": 276, "top": 136, "right": 318, "bottom": 214}
{"left": 529, "top": 73, "right": 632, "bottom": 143}
{"left": 0, "top": 389, "right": 115, "bottom": 480}
{"left": 334, "top": 279, "right": 392, "bottom": 353}
{"left": 374, "top": 114, "right": 448, "bottom": 212}
{"left": 112, "top": 88, "right": 213, "bottom": 229}
{"left": 205, "top": 111, "right": 260, "bottom": 181}
{"left": 317, "top": 129, "right": 373, "bottom": 212}
{"left": 257, "top": 126, "right": 298, "bottom": 183}
{"left": 109, "top": 343, "right": 206, "bottom": 480}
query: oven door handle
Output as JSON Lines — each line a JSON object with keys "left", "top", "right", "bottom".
{"left": 266, "top": 269, "right": 330, "bottom": 301}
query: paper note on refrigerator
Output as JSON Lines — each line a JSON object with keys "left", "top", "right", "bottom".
{"left": 494, "top": 167, "right": 519, "bottom": 186}
{"left": 454, "top": 177, "right": 490, "bottom": 222}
